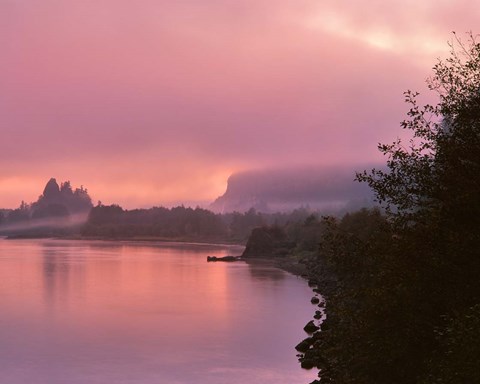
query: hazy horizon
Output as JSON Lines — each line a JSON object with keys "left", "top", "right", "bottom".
{"left": 1, "top": 163, "right": 376, "bottom": 212}
{"left": 1, "top": 1, "right": 477, "bottom": 208}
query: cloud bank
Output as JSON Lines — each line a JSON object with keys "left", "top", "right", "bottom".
{"left": 1, "top": 0, "right": 477, "bottom": 207}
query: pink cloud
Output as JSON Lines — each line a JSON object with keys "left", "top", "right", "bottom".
{"left": 0, "top": 0, "right": 477, "bottom": 208}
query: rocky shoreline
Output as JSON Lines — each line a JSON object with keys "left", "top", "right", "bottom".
{"left": 240, "top": 253, "right": 326, "bottom": 383}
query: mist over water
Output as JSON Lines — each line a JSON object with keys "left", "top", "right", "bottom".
{"left": 0, "top": 239, "right": 317, "bottom": 384}
{"left": 0, "top": 212, "right": 89, "bottom": 233}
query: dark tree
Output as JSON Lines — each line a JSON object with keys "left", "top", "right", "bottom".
{"left": 357, "top": 33, "right": 480, "bottom": 231}
{"left": 304, "top": 33, "right": 480, "bottom": 384}
{"left": 7, "top": 201, "right": 30, "bottom": 223}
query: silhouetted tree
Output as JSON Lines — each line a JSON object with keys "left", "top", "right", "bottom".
{"left": 7, "top": 201, "right": 30, "bottom": 223}
{"left": 303, "top": 33, "right": 480, "bottom": 384}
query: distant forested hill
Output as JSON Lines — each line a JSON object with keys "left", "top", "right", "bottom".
{"left": 0, "top": 178, "right": 93, "bottom": 236}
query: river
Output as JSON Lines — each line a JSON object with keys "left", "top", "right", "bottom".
{"left": 0, "top": 239, "right": 317, "bottom": 384}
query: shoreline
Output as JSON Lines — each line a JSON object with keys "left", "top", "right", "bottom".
{"left": 242, "top": 255, "right": 311, "bottom": 281}
{"left": 3, "top": 234, "right": 309, "bottom": 279}
{"left": 4, "top": 234, "right": 245, "bottom": 248}
{"left": 3, "top": 233, "right": 310, "bottom": 278}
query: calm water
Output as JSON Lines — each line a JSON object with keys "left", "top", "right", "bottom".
{"left": 0, "top": 239, "right": 317, "bottom": 384}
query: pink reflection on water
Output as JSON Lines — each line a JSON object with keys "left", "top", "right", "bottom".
{"left": 0, "top": 239, "right": 317, "bottom": 384}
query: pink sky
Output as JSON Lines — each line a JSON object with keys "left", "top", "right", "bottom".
{"left": 1, "top": 0, "right": 478, "bottom": 208}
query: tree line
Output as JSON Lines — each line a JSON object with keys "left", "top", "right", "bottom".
{"left": 295, "top": 33, "right": 480, "bottom": 383}
{"left": 80, "top": 204, "right": 317, "bottom": 243}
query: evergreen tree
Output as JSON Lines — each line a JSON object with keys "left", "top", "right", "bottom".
{"left": 305, "top": 33, "right": 480, "bottom": 383}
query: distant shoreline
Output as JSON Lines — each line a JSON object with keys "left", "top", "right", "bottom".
{"left": 5, "top": 234, "right": 245, "bottom": 247}
{"left": 4, "top": 234, "right": 245, "bottom": 248}
{"left": 3, "top": 233, "right": 308, "bottom": 278}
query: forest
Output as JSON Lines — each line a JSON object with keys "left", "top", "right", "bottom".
{"left": 80, "top": 204, "right": 319, "bottom": 243}
{"left": 0, "top": 189, "right": 318, "bottom": 244}
{"left": 290, "top": 34, "right": 480, "bottom": 383}
{"left": 0, "top": 178, "right": 93, "bottom": 237}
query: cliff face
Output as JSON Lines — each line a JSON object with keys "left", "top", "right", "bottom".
{"left": 210, "top": 165, "right": 376, "bottom": 213}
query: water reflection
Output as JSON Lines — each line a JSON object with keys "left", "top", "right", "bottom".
{"left": 0, "top": 239, "right": 317, "bottom": 384}
{"left": 42, "top": 248, "right": 71, "bottom": 311}
{"left": 244, "top": 258, "right": 287, "bottom": 281}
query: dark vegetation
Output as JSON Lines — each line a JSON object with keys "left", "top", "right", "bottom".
{"left": 0, "top": 182, "right": 321, "bottom": 243}
{"left": 241, "top": 214, "right": 328, "bottom": 259}
{"left": 80, "top": 204, "right": 319, "bottom": 243}
{"left": 238, "top": 34, "right": 480, "bottom": 384}
{"left": 0, "top": 178, "right": 93, "bottom": 237}
{"left": 290, "top": 33, "right": 480, "bottom": 383}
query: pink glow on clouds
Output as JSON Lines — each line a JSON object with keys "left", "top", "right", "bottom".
{"left": 0, "top": 0, "right": 478, "bottom": 208}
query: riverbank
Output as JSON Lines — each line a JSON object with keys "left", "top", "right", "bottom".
{"left": 69, "top": 234, "right": 245, "bottom": 245}
{"left": 4, "top": 233, "right": 245, "bottom": 247}
{"left": 259, "top": 254, "right": 324, "bottom": 383}
{"left": 240, "top": 254, "right": 310, "bottom": 280}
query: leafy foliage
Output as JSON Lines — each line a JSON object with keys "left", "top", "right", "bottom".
{"left": 357, "top": 33, "right": 480, "bottom": 230}
{"left": 303, "top": 33, "right": 480, "bottom": 383}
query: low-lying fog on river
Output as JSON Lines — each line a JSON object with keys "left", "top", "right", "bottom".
{"left": 0, "top": 239, "right": 317, "bottom": 384}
